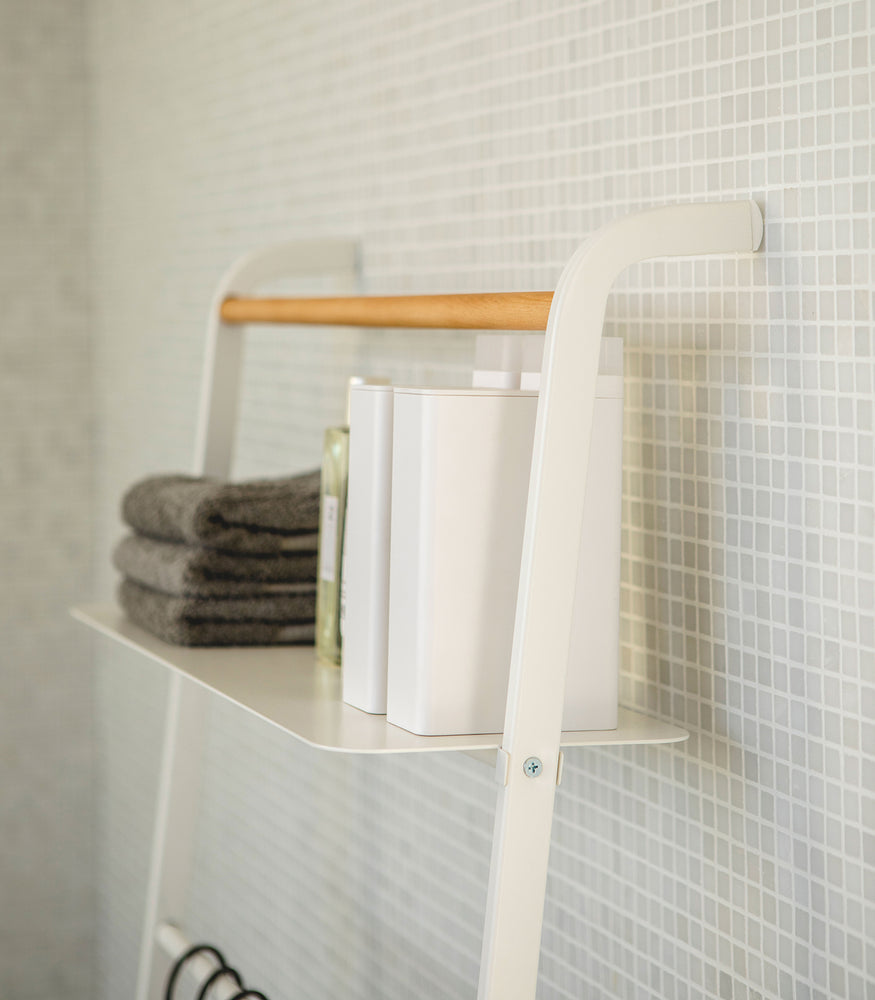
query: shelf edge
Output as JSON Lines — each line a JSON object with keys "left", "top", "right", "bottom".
{"left": 72, "top": 603, "right": 688, "bottom": 753}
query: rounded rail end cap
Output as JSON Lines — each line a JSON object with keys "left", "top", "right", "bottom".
{"left": 749, "top": 200, "right": 764, "bottom": 252}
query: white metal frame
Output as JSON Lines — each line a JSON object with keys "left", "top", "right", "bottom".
{"left": 478, "top": 201, "right": 763, "bottom": 998}
{"left": 135, "top": 240, "right": 360, "bottom": 1000}
{"left": 133, "top": 203, "right": 763, "bottom": 1000}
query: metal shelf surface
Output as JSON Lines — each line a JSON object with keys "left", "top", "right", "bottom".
{"left": 73, "top": 602, "right": 688, "bottom": 754}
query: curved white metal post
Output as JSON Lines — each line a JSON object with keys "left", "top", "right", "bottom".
{"left": 135, "top": 240, "right": 359, "bottom": 1000}
{"left": 477, "top": 201, "right": 763, "bottom": 1000}
{"left": 196, "top": 239, "right": 360, "bottom": 478}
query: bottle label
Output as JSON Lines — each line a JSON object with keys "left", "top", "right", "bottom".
{"left": 339, "top": 508, "right": 348, "bottom": 639}
{"left": 319, "top": 495, "right": 339, "bottom": 583}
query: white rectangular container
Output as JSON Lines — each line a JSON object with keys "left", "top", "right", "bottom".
{"left": 341, "top": 384, "right": 395, "bottom": 714}
{"left": 386, "top": 341, "right": 623, "bottom": 736}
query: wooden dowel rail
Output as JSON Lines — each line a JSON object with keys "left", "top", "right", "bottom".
{"left": 220, "top": 291, "right": 555, "bottom": 330}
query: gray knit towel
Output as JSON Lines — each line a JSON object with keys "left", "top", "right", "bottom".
{"left": 113, "top": 533, "right": 318, "bottom": 598}
{"left": 121, "top": 470, "right": 321, "bottom": 554}
{"left": 118, "top": 578, "right": 316, "bottom": 646}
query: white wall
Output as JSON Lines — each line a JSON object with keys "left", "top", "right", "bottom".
{"left": 88, "top": 2, "right": 874, "bottom": 999}
{"left": 0, "top": 1, "right": 93, "bottom": 997}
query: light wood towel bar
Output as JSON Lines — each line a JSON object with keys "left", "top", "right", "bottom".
{"left": 220, "top": 291, "right": 554, "bottom": 330}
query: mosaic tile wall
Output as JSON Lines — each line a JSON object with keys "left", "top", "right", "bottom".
{"left": 0, "top": 1, "right": 94, "bottom": 997}
{"left": 88, "top": 1, "right": 874, "bottom": 998}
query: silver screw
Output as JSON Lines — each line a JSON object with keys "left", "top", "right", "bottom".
{"left": 523, "top": 757, "right": 543, "bottom": 778}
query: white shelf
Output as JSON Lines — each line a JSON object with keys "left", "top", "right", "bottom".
{"left": 72, "top": 602, "right": 688, "bottom": 754}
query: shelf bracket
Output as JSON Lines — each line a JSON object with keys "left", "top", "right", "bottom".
{"left": 495, "top": 748, "right": 510, "bottom": 786}
{"left": 476, "top": 201, "right": 763, "bottom": 1000}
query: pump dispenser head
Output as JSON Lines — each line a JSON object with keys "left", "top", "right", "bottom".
{"left": 472, "top": 334, "right": 523, "bottom": 389}
{"left": 519, "top": 334, "right": 545, "bottom": 391}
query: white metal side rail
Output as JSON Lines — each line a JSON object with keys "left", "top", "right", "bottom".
{"left": 110, "top": 202, "right": 763, "bottom": 1000}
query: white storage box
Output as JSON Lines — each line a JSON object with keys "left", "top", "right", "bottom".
{"left": 341, "top": 384, "right": 394, "bottom": 714}
{"left": 386, "top": 341, "right": 623, "bottom": 736}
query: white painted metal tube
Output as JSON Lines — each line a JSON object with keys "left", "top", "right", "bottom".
{"left": 155, "top": 923, "right": 245, "bottom": 1000}
{"left": 477, "top": 201, "right": 764, "bottom": 1000}
{"left": 136, "top": 242, "right": 360, "bottom": 1000}
{"left": 134, "top": 677, "right": 210, "bottom": 1000}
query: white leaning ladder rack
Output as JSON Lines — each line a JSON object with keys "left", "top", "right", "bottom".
{"left": 124, "top": 202, "right": 764, "bottom": 1000}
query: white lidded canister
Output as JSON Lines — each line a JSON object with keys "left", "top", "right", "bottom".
{"left": 386, "top": 340, "right": 623, "bottom": 736}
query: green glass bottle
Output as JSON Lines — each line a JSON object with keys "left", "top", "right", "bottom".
{"left": 315, "top": 424, "right": 349, "bottom": 664}
{"left": 315, "top": 376, "right": 389, "bottom": 665}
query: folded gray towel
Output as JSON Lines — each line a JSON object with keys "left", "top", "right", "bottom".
{"left": 113, "top": 533, "right": 317, "bottom": 597}
{"left": 118, "top": 578, "right": 316, "bottom": 646}
{"left": 121, "top": 470, "right": 321, "bottom": 554}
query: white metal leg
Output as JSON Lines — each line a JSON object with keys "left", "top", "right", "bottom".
{"left": 135, "top": 675, "right": 210, "bottom": 1000}
{"left": 135, "top": 241, "right": 359, "bottom": 1000}
{"left": 477, "top": 201, "right": 764, "bottom": 999}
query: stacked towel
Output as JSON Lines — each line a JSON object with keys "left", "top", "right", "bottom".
{"left": 121, "top": 471, "right": 322, "bottom": 552}
{"left": 115, "top": 471, "right": 322, "bottom": 646}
